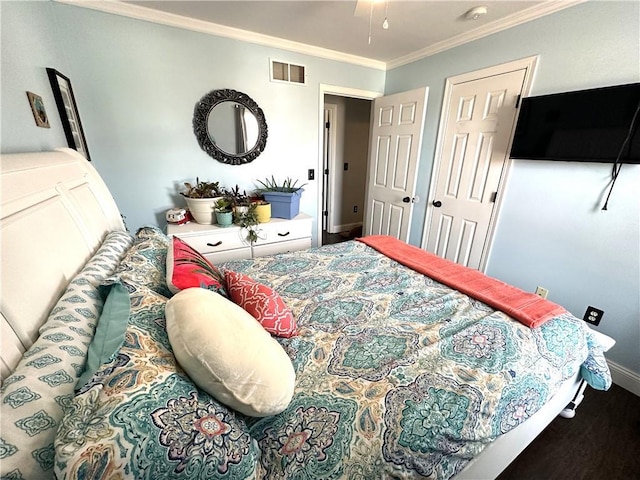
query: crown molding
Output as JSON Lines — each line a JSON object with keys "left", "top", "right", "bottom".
{"left": 53, "top": 0, "right": 387, "bottom": 71}
{"left": 386, "top": 0, "right": 586, "bottom": 70}
{"left": 55, "top": 0, "right": 585, "bottom": 72}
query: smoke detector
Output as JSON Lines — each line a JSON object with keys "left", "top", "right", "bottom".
{"left": 465, "top": 6, "right": 488, "bottom": 20}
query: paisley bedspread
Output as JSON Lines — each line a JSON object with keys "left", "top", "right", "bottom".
{"left": 52, "top": 231, "right": 610, "bottom": 479}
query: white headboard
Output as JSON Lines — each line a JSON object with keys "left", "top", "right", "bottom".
{"left": 1, "top": 148, "right": 124, "bottom": 379}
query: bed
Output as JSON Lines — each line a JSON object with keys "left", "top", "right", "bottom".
{"left": 1, "top": 148, "right": 613, "bottom": 479}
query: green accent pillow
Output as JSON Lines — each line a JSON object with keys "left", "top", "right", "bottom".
{"left": 76, "top": 281, "right": 130, "bottom": 389}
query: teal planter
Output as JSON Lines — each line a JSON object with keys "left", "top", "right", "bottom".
{"left": 262, "top": 190, "right": 302, "bottom": 219}
{"left": 215, "top": 211, "right": 233, "bottom": 227}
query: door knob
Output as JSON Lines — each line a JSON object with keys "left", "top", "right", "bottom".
{"left": 402, "top": 196, "right": 411, "bottom": 203}
{"left": 432, "top": 200, "right": 442, "bottom": 208}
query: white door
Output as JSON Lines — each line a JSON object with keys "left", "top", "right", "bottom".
{"left": 363, "top": 87, "right": 428, "bottom": 241}
{"left": 424, "top": 65, "right": 530, "bottom": 270}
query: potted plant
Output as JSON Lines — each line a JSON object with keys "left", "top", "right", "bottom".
{"left": 234, "top": 203, "right": 261, "bottom": 244}
{"left": 214, "top": 197, "right": 233, "bottom": 227}
{"left": 255, "top": 176, "right": 307, "bottom": 219}
{"left": 180, "top": 178, "right": 224, "bottom": 225}
{"left": 226, "top": 184, "right": 251, "bottom": 222}
{"left": 252, "top": 199, "right": 271, "bottom": 223}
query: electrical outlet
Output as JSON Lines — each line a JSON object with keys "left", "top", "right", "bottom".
{"left": 535, "top": 286, "right": 549, "bottom": 299}
{"left": 583, "top": 306, "right": 604, "bottom": 326}
{"left": 353, "top": 205, "right": 358, "bottom": 213}
{"left": 308, "top": 169, "right": 315, "bottom": 180}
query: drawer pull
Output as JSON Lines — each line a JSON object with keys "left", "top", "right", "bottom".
{"left": 207, "top": 241, "right": 223, "bottom": 247}
{"left": 277, "top": 231, "right": 291, "bottom": 237}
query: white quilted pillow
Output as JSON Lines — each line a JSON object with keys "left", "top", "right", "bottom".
{"left": 165, "top": 288, "right": 295, "bottom": 417}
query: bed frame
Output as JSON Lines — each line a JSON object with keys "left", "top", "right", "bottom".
{"left": 0, "top": 148, "right": 613, "bottom": 479}
{"left": 0, "top": 148, "right": 123, "bottom": 379}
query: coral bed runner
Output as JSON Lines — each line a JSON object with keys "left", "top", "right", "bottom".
{"left": 357, "top": 235, "right": 566, "bottom": 328}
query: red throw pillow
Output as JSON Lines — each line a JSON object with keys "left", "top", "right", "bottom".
{"left": 225, "top": 270, "right": 297, "bottom": 338}
{"left": 166, "top": 236, "right": 228, "bottom": 298}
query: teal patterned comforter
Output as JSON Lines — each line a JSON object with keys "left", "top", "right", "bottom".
{"left": 52, "top": 231, "right": 610, "bottom": 479}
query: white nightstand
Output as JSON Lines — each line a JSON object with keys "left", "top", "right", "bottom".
{"left": 167, "top": 213, "right": 312, "bottom": 263}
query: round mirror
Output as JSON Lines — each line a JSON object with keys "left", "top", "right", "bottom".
{"left": 193, "top": 89, "right": 267, "bottom": 165}
{"left": 206, "top": 101, "right": 260, "bottom": 155}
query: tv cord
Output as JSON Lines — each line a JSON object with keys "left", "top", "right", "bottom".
{"left": 601, "top": 99, "right": 640, "bottom": 210}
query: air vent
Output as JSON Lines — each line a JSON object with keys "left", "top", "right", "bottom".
{"left": 270, "top": 60, "right": 306, "bottom": 85}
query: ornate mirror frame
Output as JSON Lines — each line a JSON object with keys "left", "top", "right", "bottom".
{"left": 193, "top": 89, "right": 268, "bottom": 165}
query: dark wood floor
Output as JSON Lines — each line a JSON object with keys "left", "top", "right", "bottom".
{"left": 322, "top": 227, "right": 361, "bottom": 245}
{"left": 498, "top": 384, "right": 640, "bottom": 480}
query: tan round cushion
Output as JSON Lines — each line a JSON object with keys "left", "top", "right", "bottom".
{"left": 165, "top": 287, "right": 295, "bottom": 417}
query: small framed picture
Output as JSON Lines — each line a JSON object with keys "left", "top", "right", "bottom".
{"left": 26, "top": 91, "right": 50, "bottom": 128}
{"left": 46, "top": 68, "right": 91, "bottom": 160}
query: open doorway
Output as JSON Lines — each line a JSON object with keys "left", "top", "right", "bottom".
{"left": 321, "top": 94, "right": 372, "bottom": 245}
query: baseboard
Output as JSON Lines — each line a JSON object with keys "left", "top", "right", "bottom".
{"left": 327, "top": 222, "right": 362, "bottom": 235}
{"left": 609, "top": 360, "right": 640, "bottom": 397}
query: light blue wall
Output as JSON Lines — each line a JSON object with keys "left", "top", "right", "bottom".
{"left": 1, "top": 1, "right": 384, "bottom": 239}
{"left": 385, "top": 1, "right": 640, "bottom": 374}
{"left": 1, "top": 1, "right": 70, "bottom": 150}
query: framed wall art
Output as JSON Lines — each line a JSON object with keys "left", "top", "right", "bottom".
{"left": 26, "top": 91, "right": 50, "bottom": 128}
{"left": 46, "top": 68, "right": 91, "bottom": 160}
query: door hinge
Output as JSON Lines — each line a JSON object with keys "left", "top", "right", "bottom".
{"left": 324, "top": 168, "right": 329, "bottom": 175}
{"left": 515, "top": 94, "right": 521, "bottom": 108}
{"left": 323, "top": 210, "right": 328, "bottom": 217}
{"left": 325, "top": 121, "right": 330, "bottom": 129}
{"left": 490, "top": 191, "right": 498, "bottom": 203}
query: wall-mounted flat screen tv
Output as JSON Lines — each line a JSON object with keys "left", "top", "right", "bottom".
{"left": 510, "top": 82, "right": 640, "bottom": 164}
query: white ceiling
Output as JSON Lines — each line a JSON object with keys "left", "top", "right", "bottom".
{"left": 95, "top": 1, "right": 583, "bottom": 68}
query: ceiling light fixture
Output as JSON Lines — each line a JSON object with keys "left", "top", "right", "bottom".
{"left": 465, "top": 5, "right": 488, "bottom": 21}
{"left": 366, "top": 0, "right": 390, "bottom": 45}
{"left": 382, "top": 1, "right": 389, "bottom": 29}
